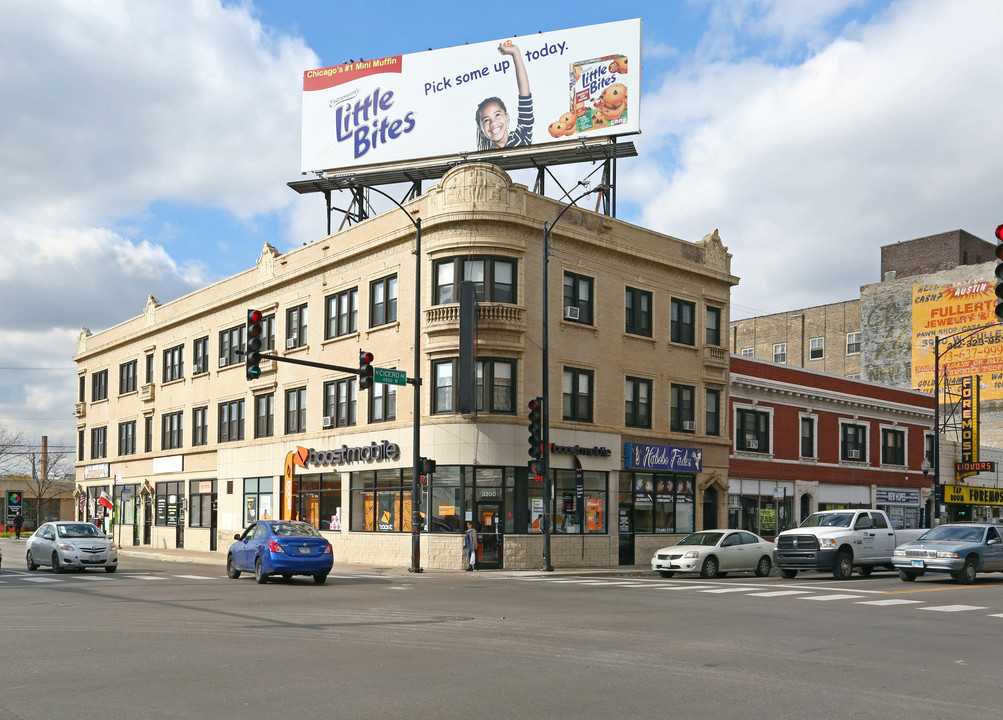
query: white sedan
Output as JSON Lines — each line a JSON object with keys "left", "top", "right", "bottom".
{"left": 26, "top": 522, "right": 118, "bottom": 573}
{"left": 651, "top": 529, "right": 774, "bottom": 579}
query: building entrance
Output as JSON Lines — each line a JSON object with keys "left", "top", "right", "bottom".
{"left": 475, "top": 502, "right": 503, "bottom": 569}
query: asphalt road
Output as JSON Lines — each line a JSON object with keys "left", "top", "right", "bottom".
{"left": 2, "top": 540, "right": 1002, "bottom": 720}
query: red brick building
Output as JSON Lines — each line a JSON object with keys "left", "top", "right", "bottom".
{"left": 728, "top": 356, "right": 935, "bottom": 536}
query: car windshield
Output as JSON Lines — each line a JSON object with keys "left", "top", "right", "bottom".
{"left": 918, "top": 526, "right": 985, "bottom": 543}
{"left": 56, "top": 524, "right": 104, "bottom": 538}
{"left": 800, "top": 513, "right": 853, "bottom": 528}
{"left": 677, "top": 532, "right": 723, "bottom": 546}
{"left": 271, "top": 523, "right": 321, "bottom": 538}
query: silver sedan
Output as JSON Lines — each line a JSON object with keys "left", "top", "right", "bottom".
{"left": 26, "top": 522, "right": 118, "bottom": 573}
{"left": 651, "top": 529, "right": 774, "bottom": 579}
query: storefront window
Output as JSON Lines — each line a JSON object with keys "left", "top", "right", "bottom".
{"left": 429, "top": 466, "right": 463, "bottom": 533}
{"left": 243, "top": 477, "right": 274, "bottom": 526}
{"left": 553, "top": 469, "right": 607, "bottom": 534}
{"left": 114, "top": 485, "right": 138, "bottom": 525}
{"left": 625, "top": 472, "right": 695, "bottom": 534}
{"left": 289, "top": 473, "right": 341, "bottom": 530}
{"left": 349, "top": 468, "right": 415, "bottom": 532}
{"left": 188, "top": 479, "right": 216, "bottom": 528}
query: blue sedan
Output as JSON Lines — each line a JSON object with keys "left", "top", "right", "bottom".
{"left": 892, "top": 523, "right": 1003, "bottom": 584}
{"left": 227, "top": 520, "right": 333, "bottom": 584}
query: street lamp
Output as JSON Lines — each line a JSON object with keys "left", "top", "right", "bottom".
{"left": 348, "top": 183, "right": 423, "bottom": 573}
{"left": 540, "top": 182, "right": 608, "bottom": 571}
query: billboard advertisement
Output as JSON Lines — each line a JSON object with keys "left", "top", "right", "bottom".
{"left": 911, "top": 278, "right": 1003, "bottom": 400}
{"left": 301, "top": 19, "right": 641, "bottom": 174}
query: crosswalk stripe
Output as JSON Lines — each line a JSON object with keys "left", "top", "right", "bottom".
{"left": 700, "top": 587, "right": 752, "bottom": 594}
{"left": 745, "top": 590, "right": 813, "bottom": 598}
{"left": 171, "top": 575, "right": 219, "bottom": 580}
{"left": 800, "top": 594, "right": 866, "bottom": 601}
{"left": 856, "top": 598, "right": 924, "bottom": 606}
{"left": 920, "top": 605, "right": 989, "bottom": 613}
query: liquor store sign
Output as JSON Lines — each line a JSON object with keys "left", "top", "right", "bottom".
{"left": 945, "top": 484, "right": 1003, "bottom": 506}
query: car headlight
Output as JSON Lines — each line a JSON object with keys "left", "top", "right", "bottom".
{"left": 936, "top": 551, "right": 960, "bottom": 559}
{"left": 57, "top": 542, "right": 76, "bottom": 552}
{"left": 893, "top": 549, "right": 906, "bottom": 557}
{"left": 819, "top": 538, "right": 837, "bottom": 549}
{"left": 683, "top": 550, "right": 699, "bottom": 559}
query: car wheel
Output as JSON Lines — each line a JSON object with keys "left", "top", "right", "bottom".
{"left": 780, "top": 568, "right": 798, "bottom": 579}
{"left": 313, "top": 573, "right": 328, "bottom": 585}
{"left": 658, "top": 571, "right": 675, "bottom": 578}
{"left": 254, "top": 557, "right": 268, "bottom": 584}
{"left": 898, "top": 569, "right": 918, "bottom": 582}
{"left": 105, "top": 565, "right": 117, "bottom": 573}
{"left": 51, "top": 552, "right": 63, "bottom": 574}
{"left": 26, "top": 550, "right": 38, "bottom": 571}
{"left": 857, "top": 565, "right": 873, "bottom": 576}
{"left": 832, "top": 551, "right": 853, "bottom": 580}
{"left": 754, "top": 555, "right": 772, "bottom": 577}
{"left": 226, "top": 554, "right": 241, "bottom": 579}
{"left": 955, "top": 557, "right": 977, "bottom": 585}
{"left": 700, "top": 556, "right": 720, "bottom": 579}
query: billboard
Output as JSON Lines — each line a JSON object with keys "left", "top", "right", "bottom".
{"left": 911, "top": 278, "right": 1003, "bottom": 400}
{"left": 301, "top": 19, "right": 641, "bottom": 174}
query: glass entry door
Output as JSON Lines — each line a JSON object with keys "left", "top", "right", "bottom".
{"left": 475, "top": 502, "right": 503, "bottom": 569}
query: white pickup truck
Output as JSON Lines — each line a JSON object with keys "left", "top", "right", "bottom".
{"left": 773, "top": 509, "right": 927, "bottom": 580}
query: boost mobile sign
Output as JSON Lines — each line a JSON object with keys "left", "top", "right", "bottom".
{"left": 301, "top": 19, "right": 641, "bottom": 174}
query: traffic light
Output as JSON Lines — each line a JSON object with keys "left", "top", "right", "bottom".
{"left": 359, "top": 350, "right": 374, "bottom": 390}
{"left": 246, "top": 309, "right": 263, "bottom": 380}
{"left": 528, "top": 397, "right": 543, "bottom": 475}
{"left": 995, "top": 224, "right": 1003, "bottom": 322}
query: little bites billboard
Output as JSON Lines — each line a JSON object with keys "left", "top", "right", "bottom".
{"left": 300, "top": 19, "right": 641, "bottom": 174}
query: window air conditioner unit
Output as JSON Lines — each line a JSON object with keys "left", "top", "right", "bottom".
{"left": 848, "top": 449, "right": 861, "bottom": 460}
{"left": 286, "top": 337, "right": 298, "bottom": 349}
{"left": 563, "top": 306, "right": 580, "bottom": 321}
{"left": 746, "top": 438, "right": 759, "bottom": 450}
{"left": 74, "top": 402, "right": 85, "bottom": 417}
{"left": 683, "top": 420, "right": 696, "bottom": 431}
{"left": 219, "top": 357, "right": 228, "bottom": 368}
{"left": 322, "top": 416, "right": 334, "bottom": 429}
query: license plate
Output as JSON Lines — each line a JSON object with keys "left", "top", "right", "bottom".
{"left": 911, "top": 560, "right": 924, "bottom": 568}
{"left": 297, "top": 546, "right": 311, "bottom": 554}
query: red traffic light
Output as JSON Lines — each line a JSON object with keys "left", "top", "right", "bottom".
{"left": 995, "top": 224, "right": 1003, "bottom": 243}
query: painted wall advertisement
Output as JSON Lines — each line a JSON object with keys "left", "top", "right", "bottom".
{"left": 301, "top": 19, "right": 641, "bottom": 174}
{"left": 912, "top": 279, "right": 1003, "bottom": 400}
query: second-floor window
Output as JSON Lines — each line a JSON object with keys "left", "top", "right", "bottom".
{"left": 370, "top": 382, "right": 396, "bottom": 423}
{"left": 881, "top": 428, "right": 905, "bottom": 465}
{"left": 325, "top": 288, "right": 358, "bottom": 339}
{"left": 324, "top": 378, "right": 357, "bottom": 427}
{"left": 562, "top": 367, "right": 594, "bottom": 422}
{"left": 255, "top": 393, "right": 274, "bottom": 438}
{"left": 90, "top": 426, "right": 107, "bottom": 459}
{"left": 625, "top": 376, "right": 652, "bottom": 428}
{"left": 841, "top": 423, "right": 867, "bottom": 462}
{"left": 192, "top": 406, "right": 209, "bottom": 446}
{"left": 162, "top": 411, "right": 183, "bottom": 450}
{"left": 370, "top": 275, "right": 398, "bottom": 327}
{"left": 736, "top": 408, "right": 770, "bottom": 453}
{"left": 118, "top": 421, "right": 136, "bottom": 456}
{"left": 563, "top": 272, "right": 593, "bottom": 324}
{"left": 119, "top": 361, "right": 137, "bottom": 395}
{"left": 625, "top": 287, "right": 652, "bottom": 337}
{"left": 218, "top": 399, "right": 245, "bottom": 442}
{"left": 670, "top": 383, "right": 695, "bottom": 433}
{"left": 801, "top": 416, "right": 816, "bottom": 458}
{"left": 92, "top": 370, "right": 108, "bottom": 401}
{"left": 476, "top": 359, "right": 515, "bottom": 414}
{"left": 163, "top": 345, "right": 184, "bottom": 382}
{"left": 670, "top": 299, "right": 695, "bottom": 345}
{"left": 286, "top": 304, "right": 308, "bottom": 349}
{"left": 285, "top": 387, "right": 307, "bottom": 433}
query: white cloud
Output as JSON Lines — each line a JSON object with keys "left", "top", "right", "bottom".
{"left": 634, "top": 0, "right": 1003, "bottom": 318}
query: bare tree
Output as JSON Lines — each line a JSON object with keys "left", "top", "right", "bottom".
{"left": 24, "top": 437, "right": 75, "bottom": 528}
{"left": 0, "top": 424, "right": 26, "bottom": 476}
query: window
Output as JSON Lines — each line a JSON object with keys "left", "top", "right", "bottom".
{"left": 79, "top": 375, "right": 85, "bottom": 402}
{"left": 285, "top": 387, "right": 306, "bottom": 433}
{"left": 290, "top": 473, "right": 342, "bottom": 530}
{"left": 192, "top": 406, "right": 209, "bottom": 447}
{"left": 773, "top": 343, "right": 787, "bottom": 364}
{"left": 706, "top": 388, "right": 721, "bottom": 436}
{"left": 261, "top": 314, "right": 276, "bottom": 351}
{"left": 846, "top": 332, "right": 861, "bottom": 355}
{"left": 145, "top": 353, "right": 154, "bottom": 383}
{"left": 162, "top": 411, "right": 183, "bottom": 450}
{"left": 218, "top": 399, "right": 245, "bottom": 442}
{"left": 670, "top": 384, "right": 695, "bottom": 433}
{"left": 324, "top": 378, "right": 357, "bottom": 427}
{"left": 92, "top": 370, "right": 108, "bottom": 402}
{"left": 841, "top": 423, "right": 867, "bottom": 462}
{"left": 800, "top": 416, "right": 816, "bottom": 458}
{"left": 370, "top": 382, "right": 397, "bottom": 423}
{"left": 350, "top": 468, "right": 416, "bottom": 533}
{"left": 78, "top": 428, "right": 84, "bottom": 461}
{"left": 243, "top": 478, "right": 274, "bottom": 526}
{"left": 154, "top": 481, "right": 183, "bottom": 527}
{"left": 163, "top": 344, "right": 184, "bottom": 382}
{"left": 626, "top": 472, "right": 695, "bottom": 535}
{"left": 809, "top": 337, "right": 824, "bottom": 360}
{"left": 370, "top": 274, "right": 398, "bottom": 327}
{"left": 286, "top": 304, "right": 308, "bottom": 349}
{"left": 219, "top": 325, "right": 244, "bottom": 368}
{"left": 740, "top": 348, "right": 754, "bottom": 358}
{"left": 706, "top": 306, "right": 722, "bottom": 346}
{"left": 881, "top": 428, "right": 905, "bottom": 465}
{"left": 193, "top": 336, "right": 209, "bottom": 375}
{"left": 144, "top": 416, "right": 153, "bottom": 453}
{"left": 119, "top": 361, "right": 137, "bottom": 395}
{"left": 90, "top": 426, "right": 107, "bottom": 459}
{"left": 476, "top": 359, "right": 515, "bottom": 413}
{"left": 562, "top": 367, "right": 594, "bottom": 422}
{"left": 432, "top": 360, "right": 455, "bottom": 414}
{"left": 625, "top": 377, "right": 652, "bottom": 428}
{"left": 563, "top": 272, "right": 593, "bottom": 324}
{"left": 736, "top": 408, "right": 770, "bottom": 453}
{"left": 189, "top": 479, "right": 217, "bottom": 529}
{"left": 670, "top": 299, "right": 695, "bottom": 345}
{"left": 325, "top": 288, "right": 358, "bottom": 339}
{"left": 625, "top": 287, "right": 652, "bottom": 337}
{"left": 433, "top": 256, "right": 516, "bottom": 305}
{"left": 118, "top": 421, "right": 136, "bottom": 456}
{"left": 254, "top": 393, "right": 274, "bottom": 438}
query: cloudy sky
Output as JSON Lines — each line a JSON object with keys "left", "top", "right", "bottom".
{"left": 2, "top": 0, "right": 1001, "bottom": 455}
